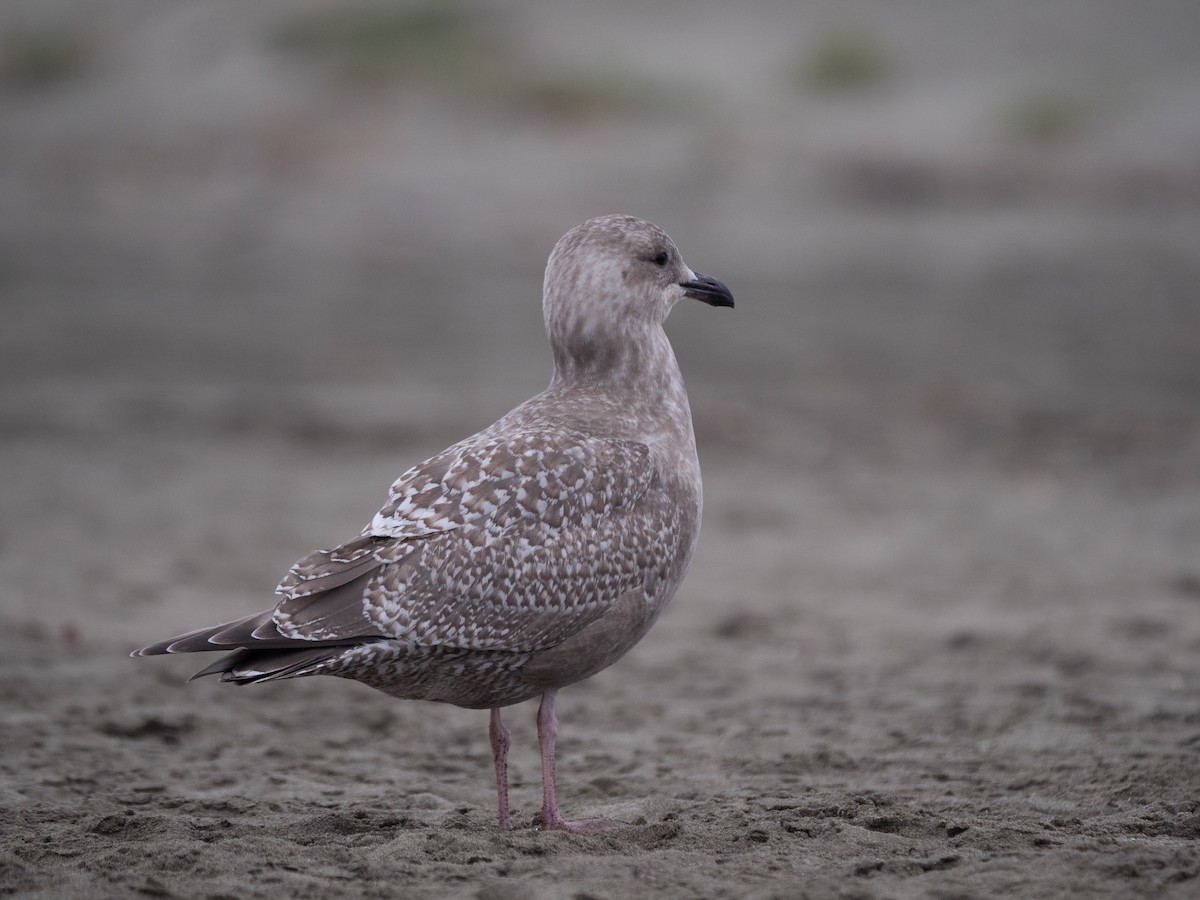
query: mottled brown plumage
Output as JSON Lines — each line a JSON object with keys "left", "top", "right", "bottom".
{"left": 133, "top": 215, "right": 733, "bottom": 831}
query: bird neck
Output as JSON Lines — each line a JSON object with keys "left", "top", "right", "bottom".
{"left": 546, "top": 321, "right": 697, "bottom": 461}
{"left": 549, "top": 318, "right": 679, "bottom": 395}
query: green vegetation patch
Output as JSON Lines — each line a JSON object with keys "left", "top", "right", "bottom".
{"left": 277, "top": 3, "right": 482, "bottom": 82}
{"left": 1002, "top": 90, "right": 1088, "bottom": 146}
{"left": 799, "top": 26, "right": 891, "bottom": 94}
{"left": 276, "top": 3, "right": 694, "bottom": 122}
{"left": 511, "top": 68, "right": 693, "bottom": 120}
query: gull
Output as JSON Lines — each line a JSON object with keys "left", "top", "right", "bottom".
{"left": 133, "top": 215, "right": 734, "bottom": 832}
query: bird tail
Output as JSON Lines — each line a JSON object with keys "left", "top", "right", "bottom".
{"left": 186, "top": 645, "right": 355, "bottom": 684}
{"left": 131, "top": 602, "right": 378, "bottom": 684}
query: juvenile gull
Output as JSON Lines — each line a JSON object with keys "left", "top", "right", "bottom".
{"left": 133, "top": 215, "right": 734, "bottom": 832}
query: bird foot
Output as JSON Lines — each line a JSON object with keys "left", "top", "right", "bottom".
{"left": 539, "top": 814, "right": 626, "bottom": 834}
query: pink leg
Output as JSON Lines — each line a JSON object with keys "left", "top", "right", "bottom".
{"left": 489, "top": 707, "right": 513, "bottom": 829}
{"left": 536, "top": 691, "right": 625, "bottom": 833}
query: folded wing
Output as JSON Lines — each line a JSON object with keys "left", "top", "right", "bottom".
{"left": 134, "top": 430, "right": 662, "bottom": 666}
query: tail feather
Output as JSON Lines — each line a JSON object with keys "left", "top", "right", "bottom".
{"left": 211, "top": 645, "right": 356, "bottom": 684}
{"left": 186, "top": 649, "right": 253, "bottom": 681}
{"left": 132, "top": 537, "right": 394, "bottom": 675}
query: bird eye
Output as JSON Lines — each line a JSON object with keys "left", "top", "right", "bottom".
{"left": 651, "top": 251, "right": 669, "bottom": 267}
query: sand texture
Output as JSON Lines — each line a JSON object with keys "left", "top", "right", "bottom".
{"left": 3, "top": 1, "right": 1199, "bottom": 896}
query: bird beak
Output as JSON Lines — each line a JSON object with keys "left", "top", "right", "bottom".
{"left": 681, "top": 273, "right": 735, "bottom": 308}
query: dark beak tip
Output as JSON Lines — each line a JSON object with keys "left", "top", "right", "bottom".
{"left": 681, "top": 273, "right": 735, "bottom": 309}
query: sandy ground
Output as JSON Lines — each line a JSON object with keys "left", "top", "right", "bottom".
{"left": 3, "top": 1, "right": 1200, "bottom": 897}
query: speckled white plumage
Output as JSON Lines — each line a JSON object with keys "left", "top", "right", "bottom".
{"left": 134, "top": 215, "right": 733, "bottom": 830}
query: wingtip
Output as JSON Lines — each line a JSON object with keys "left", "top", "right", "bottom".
{"left": 130, "top": 643, "right": 170, "bottom": 658}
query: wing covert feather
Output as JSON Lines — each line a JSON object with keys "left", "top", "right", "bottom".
{"left": 271, "top": 432, "right": 667, "bottom": 652}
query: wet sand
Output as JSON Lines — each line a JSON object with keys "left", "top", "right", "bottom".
{"left": 3, "top": 1, "right": 1200, "bottom": 896}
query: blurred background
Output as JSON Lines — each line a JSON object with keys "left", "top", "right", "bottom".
{"left": 2, "top": 0, "right": 1198, "bottom": 651}
{"left": 4, "top": 2, "right": 1200, "bottom": 894}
